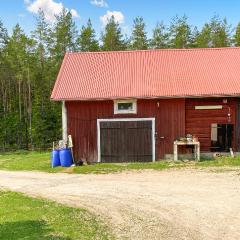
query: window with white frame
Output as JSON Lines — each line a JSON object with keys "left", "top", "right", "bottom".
{"left": 114, "top": 100, "right": 137, "bottom": 114}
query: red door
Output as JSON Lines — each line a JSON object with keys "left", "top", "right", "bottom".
{"left": 156, "top": 100, "right": 185, "bottom": 159}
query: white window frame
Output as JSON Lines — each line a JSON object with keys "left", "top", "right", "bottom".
{"left": 97, "top": 118, "right": 155, "bottom": 163}
{"left": 114, "top": 99, "right": 137, "bottom": 114}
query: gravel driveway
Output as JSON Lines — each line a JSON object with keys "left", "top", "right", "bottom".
{"left": 0, "top": 168, "right": 240, "bottom": 240}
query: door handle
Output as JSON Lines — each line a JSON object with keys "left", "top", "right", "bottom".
{"left": 159, "top": 136, "right": 165, "bottom": 139}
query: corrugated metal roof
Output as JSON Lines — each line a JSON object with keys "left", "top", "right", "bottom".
{"left": 51, "top": 47, "right": 240, "bottom": 101}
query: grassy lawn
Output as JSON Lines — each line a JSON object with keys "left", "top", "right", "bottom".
{"left": 0, "top": 152, "right": 59, "bottom": 173}
{"left": 0, "top": 191, "right": 112, "bottom": 240}
{"left": 196, "top": 156, "right": 240, "bottom": 168}
{"left": 0, "top": 151, "right": 240, "bottom": 174}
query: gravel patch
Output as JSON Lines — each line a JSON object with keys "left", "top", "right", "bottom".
{"left": 0, "top": 168, "right": 240, "bottom": 240}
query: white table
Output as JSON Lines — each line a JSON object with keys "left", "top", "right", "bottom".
{"left": 173, "top": 141, "right": 200, "bottom": 161}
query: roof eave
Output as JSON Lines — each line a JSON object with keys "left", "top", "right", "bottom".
{"left": 50, "top": 94, "right": 240, "bottom": 102}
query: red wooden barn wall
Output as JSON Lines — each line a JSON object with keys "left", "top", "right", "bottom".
{"left": 185, "top": 98, "right": 238, "bottom": 151}
{"left": 66, "top": 99, "right": 185, "bottom": 162}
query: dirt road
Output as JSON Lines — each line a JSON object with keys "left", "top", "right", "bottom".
{"left": 0, "top": 168, "right": 240, "bottom": 240}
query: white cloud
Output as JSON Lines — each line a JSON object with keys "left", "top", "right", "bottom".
{"left": 100, "top": 10, "right": 124, "bottom": 26}
{"left": 24, "top": 0, "right": 79, "bottom": 22}
{"left": 90, "top": 0, "right": 108, "bottom": 8}
{"left": 70, "top": 9, "right": 79, "bottom": 18}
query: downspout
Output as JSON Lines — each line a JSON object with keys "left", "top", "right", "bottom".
{"left": 62, "top": 101, "right": 68, "bottom": 143}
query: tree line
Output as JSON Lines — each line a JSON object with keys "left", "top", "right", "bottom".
{"left": 0, "top": 10, "right": 240, "bottom": 151}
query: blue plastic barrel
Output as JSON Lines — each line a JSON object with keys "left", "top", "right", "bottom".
{"left": 51, "top": 150, "right": 60, "bottom": 168}
{"left": 59, "top": 148, "right": 73, "bottom": 167}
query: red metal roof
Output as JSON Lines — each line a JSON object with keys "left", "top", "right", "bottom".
{"left": 51, "top": 47, "right": 240, "bottom": 101}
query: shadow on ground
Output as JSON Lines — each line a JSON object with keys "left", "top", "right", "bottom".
{"left": 0, "top": 220, "right": 71, "bottom": 240}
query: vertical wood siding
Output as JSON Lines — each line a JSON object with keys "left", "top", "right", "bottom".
{"left": 185, "top": 98, "right": 237, "bottom": 151}
{"left": 156, "top": 99, "right": 186, "bottom": 157}
{"left": 66, "top": 99, "right": 185, "bottom": 162}
{"left": 237, "top": 103, "right": 240, "bottom": 151}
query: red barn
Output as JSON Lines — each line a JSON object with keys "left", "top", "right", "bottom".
{"left": 51, "top": 48, "right": 240, "bottom": 163}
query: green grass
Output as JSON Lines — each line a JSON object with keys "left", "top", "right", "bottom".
{"left": 0, "top": 191, "right": 112, "bottom": 240}
{"left": 0, "top": 151, "right": 181, "bottom": 173}
{"left": 0, "top": 151, "right": 240, "bottom": 174}
{"left": 72, "top": 160, "right": 176, "bottom": 174}
{"left": 196, "top": 155, "right": 240, "bottom": 167}
{"left": 0, "top": 151, "right": 59, "bottom": 173}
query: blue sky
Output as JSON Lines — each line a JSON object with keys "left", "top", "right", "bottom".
{"left": 1, "top": 0, "right": 240, "bottom": 37}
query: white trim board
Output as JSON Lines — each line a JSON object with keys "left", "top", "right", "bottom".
{"left": 97, "top": 118, "right": 156, "bottom": 163}
{"left": 195, "top": 105, "right": 223, "bottom": 110}
{"left": 62, "top": 101, "right": 68, "bottom": 142}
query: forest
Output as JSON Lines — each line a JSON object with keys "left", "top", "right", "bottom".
{"left": 1, "top": 9, "right": 240, "bottom": 151}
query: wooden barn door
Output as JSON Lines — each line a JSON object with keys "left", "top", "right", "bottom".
{"left": 156, "top": 99, "right": 185, "bottom": 159}
{"left": 99, "top": 120, "right": 153, "bottom": 162}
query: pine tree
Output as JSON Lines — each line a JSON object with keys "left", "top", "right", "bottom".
{"left": 31, "top": 10, "right": 52, "bottom": 95}
{"left": 77, "top": 19, "right": 99, "bottom": 52}
{"left": 194, "top": 16, "right": 231, "bottom": 48}
{"left": 189, "top": 26, "right": 200, "bottom": 48}
{"left": 51, "top": 8, "right": 78, "bottom": 63}
{"left": 32, "top": 10, "right": 51, "bottom": 57}
{"left": 150, "top": 22, "right": 168, "bottom": 49}
{"left": 101, "top": 16, "right": 126, "bottom": 51}
{"left": 131, "top": 17, "right": 148, "bottom": 50}
{"left": 195, "top": 24, "right": 212, "bottom": 48}
{"left": 0, "top": 20, "right": 8, "bottom": 48}
{"left": 234, "top": 22, "right": 240, "bottom": 46}
{"left": 209, "top": 15, "right": 231, "bottom": 47}
{"left": 168, "top": 15, "right": 192, "bottom": 48}
{"left": 31, "top": 10, "right": 61, "bottom": 148}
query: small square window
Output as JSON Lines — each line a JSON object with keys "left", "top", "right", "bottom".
{"left": 114, "top": 100, "right": 137, "bottom": 114}
{"left": 118, "top": 102, "right": 133, "bottom": 111}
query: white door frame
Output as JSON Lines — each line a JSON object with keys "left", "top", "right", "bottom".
{"left": 97, "top": 118, "right": 156, "bottom": 163}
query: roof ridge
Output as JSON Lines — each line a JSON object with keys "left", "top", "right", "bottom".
{"left": 66, "top": 47, "right": 240, "bottom": 55}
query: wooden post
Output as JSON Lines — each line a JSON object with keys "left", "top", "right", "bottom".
{"left": 173, "top": 141, "right": 178, "bottom": 161}
{"left": 62, "top": 101, "right": 68, "bottom": 143}
{"left": 197, "top": 142, "right": 200, "bottom": 161}
{"left": 194, "top": 144, "right": 197, "bottom": 160}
